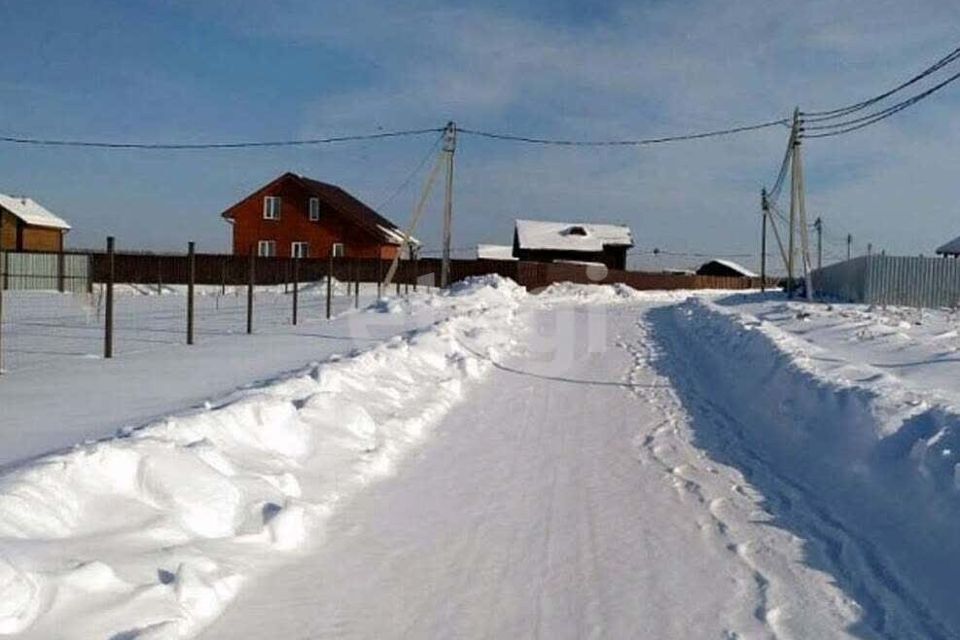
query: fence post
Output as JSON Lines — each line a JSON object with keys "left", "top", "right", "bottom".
{"left": 292, "top": 255, "right": 299, "bottom": 326}
{"left": 247, "top": 248, "right": 255, "bottom": 334}
{"left": 377, "top": 248, "right": 383, "bottom": 298}
{"left": 326, "top": 253, "right": 333, "bottom": 319}
{"left": 353, "top": 257, "right": 359, "bottom": 308}
{"left": 104, "top": 236, "right": 115, "bottom": 359}
{"left": 57, "top": 251, "right": 65, "bottom": 293}
{"left": 187, "top": 242, "right": 195, "bottom": 345}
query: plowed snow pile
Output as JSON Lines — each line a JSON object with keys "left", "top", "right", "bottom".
{"left": 0, "top": 276, "right": 528, "bottom": 639}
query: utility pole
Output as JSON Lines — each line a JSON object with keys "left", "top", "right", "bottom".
{"left": 814, "top": 217, "right": 823, "bottom": 271}
{"left": 760, "top": 188, "right": 768, "bottom": 292}
{"left": 440, "top": 121, "right": 456, "bottom": 288}
{"left": 791, "top": 109, "right": 814, "bottom": 301}
{"left": 787, "top": 108, "right": 800, "bottom": 294}
{"left": 847, "top": 233, "right": 852, "bottom": 261}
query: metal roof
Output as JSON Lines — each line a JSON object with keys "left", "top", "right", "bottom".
{"left": 514, "top": 219, "right": 633, "bottom": 252}
{"left": 0, "top": 193, "right": 71, "bottom": 230}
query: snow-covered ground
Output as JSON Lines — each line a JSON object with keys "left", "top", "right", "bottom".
{"left": 1, "top": 283, "right": 958, "bottom": 639}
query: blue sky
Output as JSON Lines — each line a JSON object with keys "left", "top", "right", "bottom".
{"left": 1, "top": 0, "right": 959, "bottom": 271}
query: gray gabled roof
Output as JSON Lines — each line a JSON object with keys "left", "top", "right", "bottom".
{"left": 936, "top": 234, "right": 960, "bottom": 256}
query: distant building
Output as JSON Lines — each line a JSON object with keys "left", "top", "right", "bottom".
{"left": 512, "top": 219, "right": 633, "bottom": 270}
{"left": 935, "top": 234, "right": 960, "bottom": 258}
{"left": 695, "top": 259, "right": 758, "bottom": 278}
{"left": 222, "top": 172, "right": 416, "bottom": 259}
{"left": 476, "top": 244, "right": 517, "bottom": 261}
{"left": 0, "top": 193, "right": 71, "bottom": 252}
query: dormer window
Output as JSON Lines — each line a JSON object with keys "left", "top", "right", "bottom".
{"left": 263, "top": 196, "right": 281, "bottom": 220}
{"left": 562, "top": 225, "right": 588, "bottom": 236}
{"left": 308, "top": 197, "right": 320, "bottom": 221}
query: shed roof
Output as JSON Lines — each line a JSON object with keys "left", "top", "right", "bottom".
{"left": 514, "top": 219, "right": 633, "bottom": 252}
{"left": 698, "top": 258, "right": 758, "bottom": 277}
{"left": 0, "top": 193, "right": 71, "bottom": 230}
{"left": 935, "top": 234, "right": 960, "bottom": 256}
{"left": 476, "top": 244, "right": 517, "bottom": 261}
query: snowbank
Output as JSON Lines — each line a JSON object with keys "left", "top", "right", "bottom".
{"left": 0, "top": 276, "right": 528, "bottom": 639}
{"left": 647, "top": 296, "right": 960, "bottom": 638}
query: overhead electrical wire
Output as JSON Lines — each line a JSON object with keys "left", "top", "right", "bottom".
{"left": 802, "top": 44, "right": 960, "bottom": 119}
{"left": 458, "top": 118, "right": 789, "bottom": 147}
{"left": 375, "top": 131, "right": 444, "bottom": 210}
{"left": 0, "top": 128, "right": 445, "bottom": 149}
{"left": 802, "top": 68, "right": 960, "bottom": 138}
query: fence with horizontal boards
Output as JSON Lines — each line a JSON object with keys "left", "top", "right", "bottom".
{"left": 82, "top": 251, "right": 767, "bottom": 292}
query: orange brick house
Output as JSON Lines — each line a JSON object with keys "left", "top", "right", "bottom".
{"left": 0, "top": 193, "right": 71, "bottom": 252}
{"left": 221, "top": 173, "right": 416, "bottom": 259}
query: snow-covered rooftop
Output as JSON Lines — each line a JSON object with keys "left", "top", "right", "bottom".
{"left": 476, "top": 244, "right": 517, "bottom": 261}
{"left": 935, "top": 234, "right": 960, "bottom": 256}
{"left": 515, "top": 219, "right": 633, "bottom": 252}
{"left": 0, "top": 193, "right": 71, "bottom": 230}
{"left": 704, "top": 259, "right": 758, "bottom": 277}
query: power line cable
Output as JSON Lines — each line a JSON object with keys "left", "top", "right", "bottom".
{"left": 458, "top": 118, "right": 789, "bottom": 147}
{"left": 0, "top": 127, "right": 444, "bottom": 149}
{"left": 802, "top": 44, "right": 960, "bottom": 120}
{"left": 375, "top": 132, "right": 444, "bottom": 210}
{"left": 803, "top": 68, "right": 960, "bottom": 138}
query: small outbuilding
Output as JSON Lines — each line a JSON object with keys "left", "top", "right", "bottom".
{"left": 476, "top": 244, "right": 517, "bottom": 261}
{"left": 935, "top": 235, "right": 960, "bottom": 258}
{"left": 695, "top": 259, "right": 757, "bottom": 278}
{"left": 512, "top": 219, "right": 633, "bottom": 270}
{"left": 0, "top": 193, "right": 71, "bottom": 252}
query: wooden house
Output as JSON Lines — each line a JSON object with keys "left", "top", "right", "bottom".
{"left": 222, "top": 173, "right": 416, "bottom": 259}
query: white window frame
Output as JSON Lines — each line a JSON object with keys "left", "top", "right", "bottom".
{"left": 308, "top": 197, "right": 320, "bottom": 222}
{"left": 257, "top": 240, "right": 276, "bottom": 257}
{"left": 331, "top": 243, "right": 345, "bottom": 258}
{"left": 263, "top": 196, "right": 281, "bottom": 220}
{"left": 291, "top": 241, "right": 310, "bottom": 259}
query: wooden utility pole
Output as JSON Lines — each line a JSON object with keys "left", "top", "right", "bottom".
{"left": 441, "top": 121, "right": 457, "bottom": 288}
{"left": 787, "top": 108, "right": 800, "bottom": 294}
{"left": 760, "top": 188, "right": 768, "bottom": 292}
{"left": 847, "top": 234, "right": 852, "bottom": 261}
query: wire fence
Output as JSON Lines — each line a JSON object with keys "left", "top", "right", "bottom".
{"left": 0, "top": 245, "right": 765, "bottom": 376}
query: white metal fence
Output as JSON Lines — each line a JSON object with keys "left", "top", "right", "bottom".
{"left": 813, "top": 255, "right": 960, "bottom": 308}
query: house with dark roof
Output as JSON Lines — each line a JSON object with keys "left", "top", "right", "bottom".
{"left": 935, "top": 234, "right": 960, "bottom": 258}
{"left": 512, "top": 219, "right": 633, "bottom": 270}
{"left": 221, "top": 173, "right": 416, "bottom": 259}
{"left": 0, "top": 193, "right": 71, "bottom": 252}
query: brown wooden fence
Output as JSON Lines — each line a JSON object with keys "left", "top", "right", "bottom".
{"left": 84, "top": 252, "right": 769, "bottom": 292}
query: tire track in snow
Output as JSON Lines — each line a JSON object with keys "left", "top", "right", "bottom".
{"left": 646, "top": 303, "right": 954, "bottom": 640}
{"left": 618, "top": 317, "right": 846, "bottom": 640}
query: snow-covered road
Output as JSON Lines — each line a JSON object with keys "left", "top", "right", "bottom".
{"left": 3, "top": 281, "right": 958, "bottom": 639}
{"left": 201, "top": 299, "right": 867, "bottom": 639}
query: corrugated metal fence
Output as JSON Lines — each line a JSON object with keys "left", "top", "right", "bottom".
{"left": 0, "top": 251, "right": 91, "bottom": 293}
{"left": 812, "top": 255, "right": 960, "bottom": 308}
